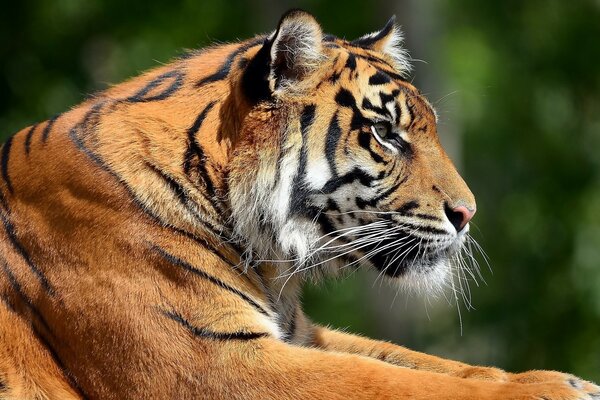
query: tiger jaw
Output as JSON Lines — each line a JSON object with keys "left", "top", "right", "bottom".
{"left": 352, "top": 225, "right": 465, "bottom": 286}
{"left": 295, "top": 214, "right": 469, "bottom": 293}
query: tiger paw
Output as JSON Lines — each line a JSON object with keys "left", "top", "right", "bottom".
{"left": 508, "top": 370, "right": 595, "bottom": 386}
{"left": 500, "top": 377, "right": 600, "bottom": 400}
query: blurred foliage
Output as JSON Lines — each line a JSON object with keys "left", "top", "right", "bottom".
{"left": 1, "top": 0, "right": 599, "bottom": 381}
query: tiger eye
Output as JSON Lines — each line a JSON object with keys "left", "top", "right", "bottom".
{"left": 372, "top": 122, "right": 391, "bottom": 139}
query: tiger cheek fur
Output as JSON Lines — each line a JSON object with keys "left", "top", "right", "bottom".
{"left": 0, "top": 8, "right": 597, "bottom": 400}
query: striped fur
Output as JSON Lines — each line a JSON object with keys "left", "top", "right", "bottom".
{"left": 0, "top": 9, "right": 597, "bottom": 400}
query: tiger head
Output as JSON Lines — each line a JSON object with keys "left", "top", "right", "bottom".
{"left": 228, "top": 10, "right": 476, "bottom": 293}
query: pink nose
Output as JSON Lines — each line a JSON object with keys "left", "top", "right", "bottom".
{"left": 445, "top": 205, "right": 476, "bottom": 232}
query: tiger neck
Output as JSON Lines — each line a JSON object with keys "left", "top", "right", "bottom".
{"left": 83, "top": 59, "right": 252, "bottom": 244}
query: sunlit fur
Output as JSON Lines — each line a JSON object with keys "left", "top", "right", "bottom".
{"left": 0, "top": 9, "right": 596, "bottom": 400}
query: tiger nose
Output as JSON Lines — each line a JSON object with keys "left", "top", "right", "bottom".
{"left": 444, "top": 204, "right": 476, "bottom": 232}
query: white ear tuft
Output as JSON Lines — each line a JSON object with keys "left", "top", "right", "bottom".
{"left": 352, "top": 16, "right": 412, "bottom": 76}
{"left": 268, "top": 9, "right": 325, "bottom": 93}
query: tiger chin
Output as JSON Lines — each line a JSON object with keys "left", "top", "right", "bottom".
{"left": 0, "top": 8, "right": 597, "bottom": 400}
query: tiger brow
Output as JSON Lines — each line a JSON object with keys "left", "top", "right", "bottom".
{"left": 361, "top": 96, "right": 397, "bottom": 124}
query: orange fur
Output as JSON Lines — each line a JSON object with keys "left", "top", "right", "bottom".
{"left": 0, "top": 10, "right": 597, "bottom": 400}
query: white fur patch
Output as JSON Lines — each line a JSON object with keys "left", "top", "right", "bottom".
{"left": 356, "top": 22, "right": 412, "bottom": 77}
{"left": 380, "top": 27, "right": 412, "bottom": 76}
{"left": 305, "top": 156, "right": 332, "bottom": 190}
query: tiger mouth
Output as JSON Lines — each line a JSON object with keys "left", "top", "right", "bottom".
{"left": 357, "top": 235, "right": 454, "bottom": 278}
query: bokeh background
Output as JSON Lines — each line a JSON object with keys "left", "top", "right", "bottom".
{"left": 1, "top": 0, "right": 599, "bottom": 381}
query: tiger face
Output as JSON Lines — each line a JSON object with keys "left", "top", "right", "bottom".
{"left": 230, "top": 10, "right": 475, "bottom": 293}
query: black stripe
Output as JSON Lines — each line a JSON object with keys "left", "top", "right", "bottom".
{"left": 394, "top": 103, "right": 402, "bottom": 126}
{"left": 401, "top": 222, "right": 448, "bottom": 236}
{"left": 0, "top": 211, "right": 55, "bottom": 296}
{"left": 127, "top": 70, "right": 185, "bottom": 103}
{"left": 186, "top": 102, "right": 217, "bottom": 141}
{"left": 170, "top": 224, "right": 238, "bottom": 269}
{"left": 377, "top": 67, "right": 406, "bottom": 82}
{"left": 335, "top": 88, "right": 356, "bottom": 109}
{"left": 356, "top": 174, "right": 407, "bottom": 209}
{"left": 24, "top": 124, "right": 38, "bottom": 156}
{"left": 195, "top": 37, "right": 264, "bottom": 87}
{"left": 362, "top": 98, "right": 387, "bottom": 117}
{"left": 0, "top": 292, "right": 16, "bottom": 313}
{"left": 0, "top": 262, "right": 87, "bottom": 399}
{"left": 321, "top": 168, "right": 376, "bottom": 194}
{"left": 0, "top": 259, "right": 54, "bottom": 336}
{"left": 67, "top": 102, "right": 240, "bottom": 253}
{"left": 325, "top": 198, "right": 341, "bottom": 213}
{"left": 145, "top": 162, "right": 188, "bottom": 207}
{"left": 1, "top": 136, "right": 14, "bottom": 194}
{"left": 162, "top": 309, "right": 269, "bottom": 341}
{"left": 152, "top": 246, "right": 270, "bottom": 317}
{"left": 289, "top": 104, "right": 316, "bottom": 216}
{"left": 183, "top": 101, "right": 219, "bottom": 211}
{"left": 335, "top": 88, "right": 367, "bottom": 130}
{"left": 349, "top": 50, "right": 407, "bottom": 81}
{"left": 379, "top": 90, "right": 400, "bottom": 109}
{"left": 41, "top": 115, "right": 59, "bottom": 143}
{"left": 345, "top": 53, "right": 357, "bottom": 71}
{"left": 316, "top": 211, "right": 336, "bottom": 236}
{"left": 0, "top": 190, "right": 7, "bottom": 211}
{"left": 69, "top": 102, "right": 109, "bottom": 170}
{"left": 144, "top": 161, "right": 224, "bottom": 236}
{"left": 369, "top": 71, "right": 391, "bottom": 85}
{"left": 349, "top": 51, "right": 392, "bottom": 69}
{"left": 328, "top": 70, "right": 342, "bottom": 84}
{"left": 325, "top": 112, "right": 341, "bottom": 178}
{"left": 396, "top": 200, "right": 419, "bottom": 214}
{"left": 415, "top": 213, "right": 442, "bottom": 222}
{"left": 357, "top": 130, "right": 384, "bottom": 163}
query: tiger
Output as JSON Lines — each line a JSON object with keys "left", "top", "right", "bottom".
{"left": 0, "top": 8, "right": 597, "bottom": 400}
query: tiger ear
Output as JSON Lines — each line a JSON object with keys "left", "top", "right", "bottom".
{"left": 242, "top": 9, "right": 324, "bottom": 102}
{"left": 351, "top": 16, "right": 412, "bottom": 76}
{"left": 268, "top": 9, "right": 325, "bottom": 93}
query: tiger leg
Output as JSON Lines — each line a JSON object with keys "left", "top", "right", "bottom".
{"left": 0, "top": 300, "right": 81, "bottom": 400}
{"left": 310, "top": 325, "right": 598, "bottom": 388}
{"left": 198, "top": 338, "right": 598, "bottom": 400}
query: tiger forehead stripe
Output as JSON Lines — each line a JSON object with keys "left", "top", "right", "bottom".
{"left": 344, "top": 53, "right": 357, "bottom": 70}
{"left": 368, "top": 70, "right": 392, "bottom": 85}
{"left": 334, "top": 88, "right": 366, "bottom": 130}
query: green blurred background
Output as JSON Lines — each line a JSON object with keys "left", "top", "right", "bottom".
{"left": 1, "top": 0, "right": 599, "bottom": 381}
